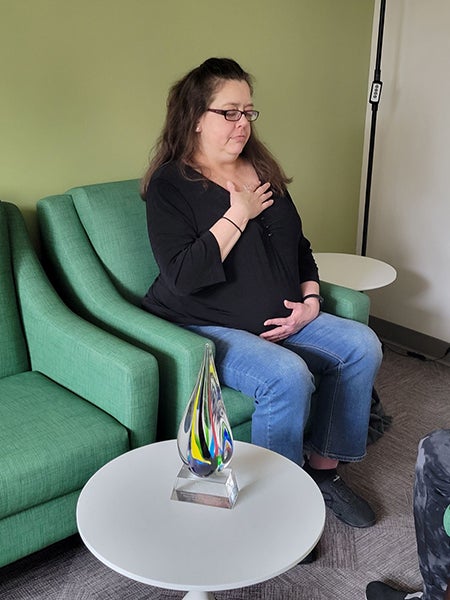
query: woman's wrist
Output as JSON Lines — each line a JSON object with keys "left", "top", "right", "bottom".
{"left": 223, "top": 210, "right": 248, "bottom": 233}
{"left": 302, "top": 293, "right": 323, "bottom": 306}
{"left": 220, "top": 216, "right": 243, "bottom": 234}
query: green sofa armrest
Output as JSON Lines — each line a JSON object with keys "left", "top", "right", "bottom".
{"left": 320, "top": 280, "right": 370, "bottom": 325}
{"left": 6, "top": 202, "right": 159, "bottom": 449}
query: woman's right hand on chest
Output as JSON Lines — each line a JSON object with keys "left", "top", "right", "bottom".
{"left": 226, "top": 181, "right": 274, "bottom": 221}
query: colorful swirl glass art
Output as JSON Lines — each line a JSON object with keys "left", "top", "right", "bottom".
{"left": 177, "top": 343, "right": 234, "bottom": 478}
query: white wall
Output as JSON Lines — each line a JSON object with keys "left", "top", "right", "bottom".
{"left": 359, "top": 0, "right": 450, "bottom": 342}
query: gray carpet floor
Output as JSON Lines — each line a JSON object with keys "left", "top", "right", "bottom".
{"left": 1, "top": 345, "right": 449, "bottom": 599}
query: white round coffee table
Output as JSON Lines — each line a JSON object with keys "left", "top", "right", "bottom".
{"left": 313, "top": 252, "right": 397, "bottom": 291}
{"left": 76, "top": 440, "right": 325, "bottom": 599}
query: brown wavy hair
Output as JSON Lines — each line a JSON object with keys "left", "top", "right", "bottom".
{"left": 140, "top": 58, "right": 291, "bottom": 197}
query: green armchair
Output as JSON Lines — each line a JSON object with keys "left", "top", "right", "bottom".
{"left": 0, "top": 201, "right": 159, "bottom": 567}
{"left": 37, "top": 179, "right": 370, "bottom": 444}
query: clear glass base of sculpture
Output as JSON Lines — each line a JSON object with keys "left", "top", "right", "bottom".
{"left": 171, "top": 464, "right": 239, "bottom": 509}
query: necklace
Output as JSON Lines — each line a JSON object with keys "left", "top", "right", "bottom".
{"left": 208, "top": 168, "right": 259, "bottom": 192}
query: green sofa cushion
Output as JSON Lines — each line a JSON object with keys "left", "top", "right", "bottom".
{"left": 0, "top": 490, "right": 80, "bottom": 567}
{"left": 68, "top": 179, "right": 158, "bottom": 305}
{"left": 0, "top": 371, "right": 129, "bottom": 520}
{"left": 0, "top": 203, "right": 29, "bottom": 378}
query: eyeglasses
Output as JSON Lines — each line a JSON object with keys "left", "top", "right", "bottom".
{"left": 206, "top": 108, "right": 260, "bottom": 122}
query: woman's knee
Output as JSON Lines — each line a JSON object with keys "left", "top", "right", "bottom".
{"left": 282, "top": 352, "right": 315, "bottom": 391}
{"left": 350, "top": 323, "right": 383, "bottom": 368}
{"left": 210, "top": 333, "right": 314, "bottom": 401}
{"left": 318, "top": 314, "right": 382, "bottom": 367}
{"left": 256, "top": 350, "right": 315, "bottom": 400}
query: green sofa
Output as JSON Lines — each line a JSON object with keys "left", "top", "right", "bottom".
{"left": 37, "top": 179, "right": 370, "bottom": 444}
{"left": 0, "top": 201, "right": 159, "bottom": 567}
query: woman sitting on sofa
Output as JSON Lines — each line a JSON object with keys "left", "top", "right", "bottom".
{"left": 141, "top": 57, "right": 383, "bottom": 529}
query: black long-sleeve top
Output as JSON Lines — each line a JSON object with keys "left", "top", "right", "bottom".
{"left": 142, "top": 161, "right": 319, "bottom": 335}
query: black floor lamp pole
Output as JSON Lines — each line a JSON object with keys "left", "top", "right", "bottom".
{"left": 361, "top": 0, "right": 386, "bottom": 256}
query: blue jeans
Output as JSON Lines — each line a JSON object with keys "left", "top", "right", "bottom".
{"left": 184, "top": 312, "right": 382, "bottom": 466}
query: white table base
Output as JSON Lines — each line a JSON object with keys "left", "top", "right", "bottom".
{"left": 185, "top": 592, "right": 214, "bottom": 600}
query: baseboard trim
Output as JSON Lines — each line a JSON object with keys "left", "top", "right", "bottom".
{"left": 369, "top": 316, "right": 450, "bottom": 365}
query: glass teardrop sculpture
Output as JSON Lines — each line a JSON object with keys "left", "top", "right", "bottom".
{"left": 177, "top": 343, "right": 234, "bottom": 477}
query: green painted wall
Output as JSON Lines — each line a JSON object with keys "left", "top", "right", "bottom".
{"left": 1, "top": 0, "right": 374, "bottom": 250}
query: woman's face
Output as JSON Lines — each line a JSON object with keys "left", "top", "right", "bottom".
{"left": 195, "top": 79, "right": 253, "bottom": 164}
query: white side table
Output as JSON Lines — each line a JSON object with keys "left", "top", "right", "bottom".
{"left": 77, "top": 440, "right": 325, "bottom": 600}
{"left": 313, "top": 252, "right": 397, "bottom": 291}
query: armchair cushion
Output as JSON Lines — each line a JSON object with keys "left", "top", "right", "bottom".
{"left": 0, "top": 371, "right": 128, "bottom": 520}
{"left": 69, "top": 179, "right": 155, "bottom": 305}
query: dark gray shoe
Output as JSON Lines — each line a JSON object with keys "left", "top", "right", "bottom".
{"left": 366, "top": 581, "right": 423, "bottom": 599}
{"left": 315, "top": 473, "right": 376, "bottom": 528}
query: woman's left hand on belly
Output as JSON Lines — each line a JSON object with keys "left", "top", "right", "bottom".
{"left": 260, "top": 299, "right": 319, "bottom": 343}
